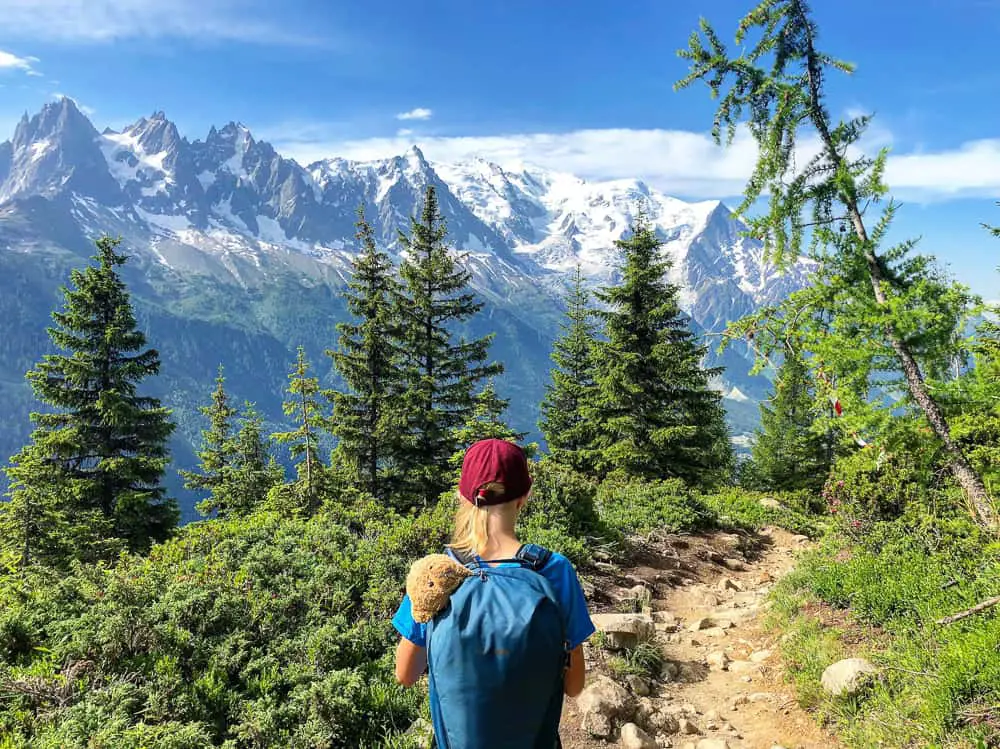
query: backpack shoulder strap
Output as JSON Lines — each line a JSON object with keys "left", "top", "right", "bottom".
{"left": 515, "top": 543, "right": 553, "bottom": 572}
{"left": 446, "top": 546, "right": 480, "bottom": 570}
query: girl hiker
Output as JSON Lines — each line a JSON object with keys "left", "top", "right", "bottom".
{"left": 393, "top": 438, "right": 596, "bottom": 749}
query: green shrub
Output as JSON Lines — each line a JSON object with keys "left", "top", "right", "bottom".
{"left": 700, "top": 488, "right": 820, "bottom": 537}
{"left": 596, "top": 478, "right": 714, "bottom": 536}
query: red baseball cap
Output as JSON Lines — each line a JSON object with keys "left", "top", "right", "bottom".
{"left": 459, "top": 439, "right": 533, "bottom": 506}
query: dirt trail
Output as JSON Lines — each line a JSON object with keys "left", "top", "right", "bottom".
{"left": 561, "top": 527, "right": 842, "bottom": 749}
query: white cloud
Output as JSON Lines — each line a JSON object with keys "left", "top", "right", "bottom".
{"left": 0, "top": 49, "right": 39, "bottom": 74}
{"left": 396, "top": 128, "right": 414, "bottom": 137}
{"left": 396, "top": 107, "right": 433, "bottom": 121}
{"left": 269, "top": 123, "right": 1000, "bottom": 202}
{"left": 0, "top": 0, "right": 325, "bottom": 46}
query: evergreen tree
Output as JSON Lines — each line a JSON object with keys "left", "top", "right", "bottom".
{"left": 328, "top": 207, "right": 403, "bottom": 499}
{"left": 180, "top": 366, "right": 237, "bottom": 514}
{"left": 225, "top": 404, "right": 285, "bottom": 516}
{"left": 394, "top": 185, "right": 502, "bottom": 507}
{"left": 1, "top": 235, "right": 176, "bottom": 560}
{"left": 750, "top": 352, "right": 831, "bottom": 492}
{"left": 272, "top": 347, "right": 326, "bottom": 514}
{"left": 592, "top": 217, "right": 732, "bottom": 485}
{"left": 539, "top": 266, "right": 601, "bottom": 475}
{"left": 677, "top": 0, "right": 994, "bottom": 528}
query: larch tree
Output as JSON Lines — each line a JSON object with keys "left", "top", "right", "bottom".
{"left": 676, "top": 0, "right": 995, "bottom": 527}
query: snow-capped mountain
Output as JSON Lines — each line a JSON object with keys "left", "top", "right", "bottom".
{"left": 0, "top": 98, "right": 811, "bottom": 485}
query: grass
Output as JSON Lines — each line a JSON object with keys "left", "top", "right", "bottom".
{"left": 606, "top": 642, "right": 664, "bottom": 681}
{"left": 766, "top": 517, "right": 1000, "bottom": 748}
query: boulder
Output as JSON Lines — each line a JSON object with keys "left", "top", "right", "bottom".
{"left": 582, "top": 711, "right": 614, "bottom": 739}
{"left": 592, "top": 613, "right": 655, "bottom": 650}
{"left": 626, "top": 674, "right": 652, "bottom": 697}
{"left": 660, "top": 661, "right": 681, "bottom": 682}
{"left": 749, "top": 649, "right": 773, "bottom": 663}
{"left": 821, "top": 658, "right": 878, "bottom": 697}
{"left": 652, "top": 610, "right": 679, "bottom": 632}
{"left": 647, "top": 710, "right": 680, "bottom": 735}
{"left": 621, "top": 722, "right": 657, "bottom": 749}
{"left": 722, "top": 558, "right": 746, "bottom": 572}
{"left": 719, "top": 577, "right": 743, "bottom": 592}
{"left": 688, "top": 617, "right": 714, "bottom": 632}
{"left": 678, "top": 717, "right": 701, "bottom": 735}
{"left": 576, "top": 675, "right": 631, "bottom": 718}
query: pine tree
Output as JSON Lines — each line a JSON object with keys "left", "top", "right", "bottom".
{"left": 592, "top": 217, "right": 732, "bottom": 485}
{"left": 1, "top": 235, "right": 176, "bottom": 560}
{"left": 677, "top": 0, "right": 994, "bottom": 528}
{"left": 181, "top": 366, "right": 237, "bottom": 515}
{"left": 449, "top": 380, "right": 526, "bottom": 474}
{"left": 328, "top": 207, "right": 403, "bottom": 499}
{"left": 394, "top": 185, "right": 502, "bottom": 507}
{"left": 539, "top": 266, "right": 601, "bottom": 475}
{"left": 750, "top": 352, "right": 831, "bottom": 492}
{"left": 272, "top": 347, "right": 326, "bottom": 514}
{"left": 225, "top": 404, "right": 285, "bottom": 516}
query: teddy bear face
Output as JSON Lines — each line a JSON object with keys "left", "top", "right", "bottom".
{"left": 406, "top": 554, "right": 474, "bottom": 623}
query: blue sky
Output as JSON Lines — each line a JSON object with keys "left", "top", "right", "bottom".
{"left": 0, "top": 0, "right": 998, "bottom": 297}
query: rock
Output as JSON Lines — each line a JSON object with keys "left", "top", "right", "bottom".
{"left": 660, "top": 661, "right": 681, "bottom": 681}
{"left": 729, "top": 694, "right": 749, "bottom": 710}
{"left": 749, "top": 649, "right": 772, "bottom": 663}
{"left": 576, "top": 675, "right": 631, "bottom": 719}
{"left": 759, "top": 497, "right": 783, "bottom": 509}
{"left": 678, "top": 718, "right": 701, "bottom": 735}
{"left": 626, "top": 674, "right": 652, "bottom": 696}
{"left": 728, "top": 659, "right": 757, "bottom": 674}
{"left": 791, "top": 534, "right": 810, "bottom": 544}
{"left": 719, "top": 577, "right": 742, "bottom": 592}
{"left": 749, "top": 692, "right": 775, "bottom": 703}
{"left": 700, "top": 626, "right": 728, "bottom": 638}
{"left": 648, "top": 710, "right": 680, "bottom": 735}
{"left": 758, "top": 571, "right": 775, "bottom": 584}
{"left": 582, "top": 711, "right": 614, "bottom": 739}
{"left": 405, "top": 718, "right": 434, "bottom": 745}
{"left": 688, "top": 617, "right": 713, "bottom": 632}
{"left": 581, "top": 579, "right": 597, "bottom": 598}
{"left": 700, "top": 591, "right": 722, "bottom": 607}
{"left": 595, "top": 562, "right": 619, "bottom": 573}
{"left": 591, "top": 613, "right": 655, "bottom": 650}
{"left": 707, "top": 651, "right": 730, "bottom": 671}
{"left": 771, "top": 745, "right": 789, "bottom": 749}
{"left": 722, "top": 558, "right": 746, "bottom": 571}
{"left": 653, "top": 611, "right": 679, "bottom": 632}
{"left": 635, "top": 697, "right": 656, "bottom": 724}
{"left": 740, "top": 675, "right": 753, "bottom": 683}
{"left": 621, "top": 722, "right": 658, "bottom": 749}
{"left": 696, "top": 740, "right": 732, "bottom": 749}
{"left": 821, "top": 658, "right": 879, "bottom": 697}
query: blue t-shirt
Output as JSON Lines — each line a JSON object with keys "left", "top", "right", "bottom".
{"left": 392, "top": 550, "right": 595, "bottom": 650}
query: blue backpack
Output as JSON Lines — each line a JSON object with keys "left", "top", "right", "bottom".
{"left": 426, "top": 544, "right": 567, "bottom": 749}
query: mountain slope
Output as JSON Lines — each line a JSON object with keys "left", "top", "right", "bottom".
{"left": 0, "top": 98, "right": 809, "bottom": 517}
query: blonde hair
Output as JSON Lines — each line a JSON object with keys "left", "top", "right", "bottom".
{"left": 449, "top": 482, "right": 521, "bottom": 557}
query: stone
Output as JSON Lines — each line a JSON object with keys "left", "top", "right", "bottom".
{"left": 678, "top": 718, "right": 701, "bottom": 735}
{"left": 749, "top": 692, "right": 775, "bottom": 703}
{"left": 722, "top": 558, "right": 746, "bottom": 571}
{"left": 660, "top": 661, "right": 681, "bottom": 681}
{"left": 791, "top": 534, "right": 810, "bottom": 544}
{"left": 653, "top": 610, "right": 679, "bottom": 632}
{"left": 749, "top": 649, "right": 773, "bottom": 663}
{"left": 621, "top": 722, "right": 658, "bottom": 749}
{"left": 591, "top": 613, "right": 655, "bottom": 650}
{"left": 700, "top": 627, "right": 728, "bottom": 638}
{"left": 582, "top": 711, "right": 614, "bottom": 739}
{"left": 729, "top": 694, "right": 749, "bottom": 710}
{"left": 821, "top": 658, "right": 879, "bottom": 697}
{"left": 758, "top": 571, "right": 775, "bottom": 584}
{"left": 688, "top": 617, "right": 713, "bottom": 632}
{"left": 719, "top": 577, "right": 742, "bottom": 592}
{"left": 699, "top": 591, "right": 721, "bottom": 606}
{"left": 627, "top": 674, "right": 652, "bottom": 697}
{"left": 576, "top": 675, "right": 631, "bottom": 718}
{"left": 648, "top": 711, "right": 680, "bottom": 735}
{"left": 740, "top": 675, "right": 753, "bottom": 683}
{"left": 696, "top": 740, "right": 732, "bottom": 749}
{"left": 771, "top": 745, "right": 790, "bottom": 749}
{"left": 728, "top": 659, "right": 757, "bottom": 674}
{"left": 707, "top": 651, "right": 730, "bottom": 671}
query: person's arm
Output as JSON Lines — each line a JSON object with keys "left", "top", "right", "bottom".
{"left": 564, "top": 643, "right": 586, "bottom": 697}
{"left": 395, "top": 637, "right": 428, "bottom": 687}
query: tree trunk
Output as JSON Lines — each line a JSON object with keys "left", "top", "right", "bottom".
{"left": 797, "top": 4, "right": 997, "bottom": 529}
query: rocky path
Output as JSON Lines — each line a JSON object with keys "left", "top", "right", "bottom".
{"left": 560, "top": 527, "right": 842, "bottom": 749}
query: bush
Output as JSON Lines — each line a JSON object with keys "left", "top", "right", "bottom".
{"left": 596, "top": 477, "right": 714, "bottom": 537}
{"left": 700, "top": 488, "right": 820, "bottom": 537}
{"left": 0, "top": 502, "right": 447, "bottom": 748}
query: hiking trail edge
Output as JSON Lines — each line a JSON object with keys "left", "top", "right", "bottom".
{"left": 560, "top": 527, "right": 842, "bottom": 749}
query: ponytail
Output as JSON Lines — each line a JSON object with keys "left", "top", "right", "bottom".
{"left": 450, "top": 482, "right": 505, "bottom": 556}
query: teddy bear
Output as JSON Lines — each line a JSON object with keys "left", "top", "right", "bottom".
{"left": 405, "top": 553, "right": 474, "bottom": 623}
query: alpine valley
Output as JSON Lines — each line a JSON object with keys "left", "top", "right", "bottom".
{"left": 0, "top": 97, "right": 811, "bottom": 520}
